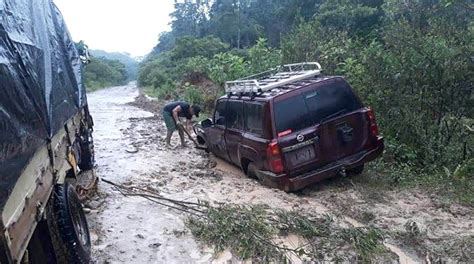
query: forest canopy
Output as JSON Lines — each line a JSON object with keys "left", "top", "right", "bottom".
{"left": 90, "top": 49, "right": 139, "bottom": 81}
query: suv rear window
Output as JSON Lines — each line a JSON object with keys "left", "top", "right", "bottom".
{"left": 274, "top": 79, "right": 362, "bottom": 133}
{"left": 274, "top": 95, "right": 312, "bottom": 134}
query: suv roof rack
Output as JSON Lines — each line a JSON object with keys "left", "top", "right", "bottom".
{"left": 225, "top": 62, "right": 322, "bottom": 95}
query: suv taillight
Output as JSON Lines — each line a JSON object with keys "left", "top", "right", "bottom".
{"left": 267, "top": 140, "right": 284, "bottom": 174}
{"left": 367, "top": 108, "right": 379, "bottom": 137}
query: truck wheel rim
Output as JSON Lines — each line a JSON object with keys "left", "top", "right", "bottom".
{"left": 69, "top": 193, "right": 90, "bottom": 247}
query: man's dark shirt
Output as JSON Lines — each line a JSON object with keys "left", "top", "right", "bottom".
{"left": 163, "top": 101, "right": 192, "bottom": 120}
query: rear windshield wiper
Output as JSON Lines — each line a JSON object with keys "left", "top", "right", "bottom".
{"left": 319, "top": 109, "right": 347, "bottom": 124}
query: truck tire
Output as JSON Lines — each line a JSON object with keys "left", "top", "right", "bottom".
{"left": 47, "top": 183, "right": 91, "bottom": 264}
{"left": 79, "top": 128, "right": 95, "bottom": 171}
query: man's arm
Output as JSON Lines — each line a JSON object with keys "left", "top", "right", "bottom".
{"left": 185, "top": 119, "right": 192, "bottom": 132}
{"left": 172, "top": 105, "right": 181, "bottom": 124}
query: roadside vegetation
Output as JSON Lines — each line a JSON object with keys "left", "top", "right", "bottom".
{"left": 139, "top": 0, "right": 473, "bottom": 205}
{"left": 89, "top": 49, "right": 139, "bottom": 81}
{"left": 76, "top": 42, "right": 132, "bottom": 91}
{"left": 84, "top": 57, "right": 128, "bottom": 91}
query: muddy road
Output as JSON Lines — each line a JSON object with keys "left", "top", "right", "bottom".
{"left": 86, "top": 83, "right": 473, "bottom": 263}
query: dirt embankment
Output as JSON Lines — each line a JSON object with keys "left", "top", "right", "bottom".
{"left": 85, "top": 84, "right": 473, "bottom": 263}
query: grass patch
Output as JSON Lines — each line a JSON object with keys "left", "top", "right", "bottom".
{"left": 186, "top": 204, "right": 391, "bottom": 262}
{"left": 363, "top": 159, "right": 474, "bottom": 207}
{"left": 143, "top": 85, "right": 167, "bottom": 99}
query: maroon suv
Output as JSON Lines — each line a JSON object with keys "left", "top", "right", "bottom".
{"left": 195, "top": 73, "right": 384, "bottom": 191}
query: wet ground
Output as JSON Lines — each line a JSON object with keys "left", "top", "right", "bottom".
{"left": 86, "top": 83, "right": 473, "bottom": 263}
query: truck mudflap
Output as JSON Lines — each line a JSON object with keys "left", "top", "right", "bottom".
{"left": 256, "top": 139, "right": 384, "bottom": 192}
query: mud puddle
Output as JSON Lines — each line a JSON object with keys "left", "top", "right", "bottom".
{"left": 86, "top": 83, "right": 473, "bottom": 263}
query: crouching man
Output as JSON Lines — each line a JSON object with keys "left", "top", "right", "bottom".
{"left": 162, "top": 101, "right": 201, "bottom": 148}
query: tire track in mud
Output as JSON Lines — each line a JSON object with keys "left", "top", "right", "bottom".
{"left": 85, "top": 84, "right": 216, "bottom": 263}
{"left": 86, "top": 84, "right": 472, "bottom": 263}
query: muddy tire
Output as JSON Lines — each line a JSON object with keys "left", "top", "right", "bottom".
{"left": 348, "top": 164, "right": 364, "bottom": 175}
{"left": 47, "top": 183, "right": 91, "bottom": 264}
{"left": 79, "top": 128, "right": 95, "bottom": 171}
{"left": 246, "top": 162, "right": 258, "bottom": 179}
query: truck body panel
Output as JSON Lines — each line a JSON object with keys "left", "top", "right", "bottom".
{"left": 0, "top": 0, "right": 91, "bottom": 261}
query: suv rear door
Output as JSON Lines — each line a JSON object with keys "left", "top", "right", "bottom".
{"left": 274, "top": 78, "right": 369, "bottom": 176}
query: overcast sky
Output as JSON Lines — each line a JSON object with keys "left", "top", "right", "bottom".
{"left": 53, "top": 0, "right": 175, "bottom": 57}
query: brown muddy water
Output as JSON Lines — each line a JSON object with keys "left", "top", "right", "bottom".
{"left": 85, "top": 83, "right": 473, "bottom": 263}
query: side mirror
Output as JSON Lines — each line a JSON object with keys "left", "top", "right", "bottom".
{"left": 77, "top": 44, "right": 91, "bottom": 64}
{"left": 201, "top": 118, "right": 213, "bottom": 128}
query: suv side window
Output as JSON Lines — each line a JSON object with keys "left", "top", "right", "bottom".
{"left": 226, "top": 101, "right": 243, "bottom": 129}
{"left": 244, "top": 102, "right": 264, "bottom": 135}
{"left": 214, "top": 100, "right": 227, "bottom": 126}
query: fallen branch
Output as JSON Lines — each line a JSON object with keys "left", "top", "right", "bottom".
{"left": 102, "top": 178, "right": 388, "bottom": 262}
{"left": 102, "top": 178, "right": 207, "bottom": 216}
{"left": 176, "top": 123, "right": 199, "bottom": 146}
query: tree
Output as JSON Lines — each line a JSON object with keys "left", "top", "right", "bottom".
{"left": 208, "top": 0, "right": 256, "bottom": 48}
{"left": 170, "top": 1, "right": 209, "bottom": 38}
{"left": 170, "top": 36, "right": 229, "bottom": 61}
{"left": 317, "top": 0, "right": 384, "bottom": 36}
{"left": 151, "top": 32, "right": 177, "bottom": 55}
{"left": 84, "top": 57, "right": 128, "bottom": 90}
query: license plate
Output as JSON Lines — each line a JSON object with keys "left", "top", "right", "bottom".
{"left": 288, "top": 146, "right": 315, "bottom": 166}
